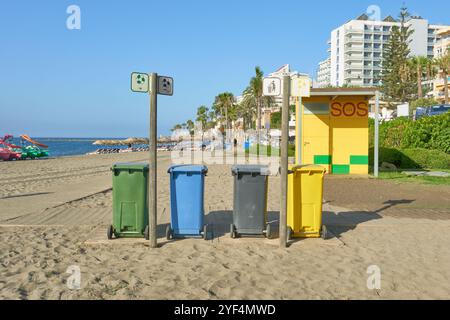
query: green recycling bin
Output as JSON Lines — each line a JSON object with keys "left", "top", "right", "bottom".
{"left": 107, "top": 163, "right": 149, "bottom": 240}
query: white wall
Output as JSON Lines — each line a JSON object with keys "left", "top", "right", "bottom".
{"left": 330, "top": 29, "right": 339, "bottom": 86}
{"left": 408, "top": 18, "right": 429, "bottom": 56}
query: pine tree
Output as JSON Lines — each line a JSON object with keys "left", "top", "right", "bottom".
{"left": 381, "top": 6, "right": 416, "bottom": 102}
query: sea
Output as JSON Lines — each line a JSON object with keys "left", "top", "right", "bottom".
{"left": 8, "top": 137, "right": 137, "bottom": 158}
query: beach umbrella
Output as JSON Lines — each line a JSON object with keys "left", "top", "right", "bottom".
{"left": 123, "top": 137, "right": 149, "bottom": 145}
{"left": 93, "top": 139, "right": 124, "bottom": 146}
{"left": 158, "top": 136, "right": 175, "bottom": 143}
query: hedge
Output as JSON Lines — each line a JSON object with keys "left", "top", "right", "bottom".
{"left": 369, "top": 147, "right": 450, "bottom": 169}
{"left": 369, "top": 112, "right": 450, "bottom": 154}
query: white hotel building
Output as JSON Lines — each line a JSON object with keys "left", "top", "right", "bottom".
{"left": 316, "top": 58, "right": 331, "bottom": 87}
{"left": 319, "top": 13, "right": 449, "bottom": 88}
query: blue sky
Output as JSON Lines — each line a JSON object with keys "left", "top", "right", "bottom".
{"left": 0, "top": 0, "right": 448, "bottom": 137}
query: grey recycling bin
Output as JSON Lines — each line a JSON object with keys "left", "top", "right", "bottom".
{"left": 230, "top": 165, "right": 272, "bottom": 239}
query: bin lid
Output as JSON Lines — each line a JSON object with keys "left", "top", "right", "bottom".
{"left": 290, "top": 165, "right": 326, "bottom": 173}
{"left": 231, "top": 165, "right": 270, "bottom": 176}
{"left": 168, "top": 165, "right": 208, "bottom": 174}
{"left": 112, "top": 163, "right": 149, "bottom": 171}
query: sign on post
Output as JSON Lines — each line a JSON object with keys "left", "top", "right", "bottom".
{"left": 131, "top": 72, "right": 149, "bottom": 93}
{"left": 158, "top": 76, "right": 174, "bottom": 96}
{"left": 291, "top": 75, "right": 311, "bottom": 98}
{"left": 263, "top": 77, "right": 281, "bottom": 96}
{"left": 130, "top": 71, "right": 174, "bottom": 249}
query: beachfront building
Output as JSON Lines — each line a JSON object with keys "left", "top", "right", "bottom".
{"left": 268, "top": 64, "right": 306, "bottom": 108}
{"left": 316, "top": 58, "right": 331, "bottom": 88}
{"left": 260, "top": 64, "right": 310, "bottom": 129}
{"left": 432, "top": 27, "right": 450, "bottom": 103}
{"left": 323, "top": 13, "right": 449, "bottom": 87}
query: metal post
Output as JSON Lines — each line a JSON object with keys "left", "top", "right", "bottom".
{"left": 149, "top": 73, "right": 158, "bottom": 248}
{"left": 279, "top": 75, "right": 290, "bottom": 248}
{"left": 374, "top": 91, "right": 379, "bottom": 178}
{"left": 296, "top": 96, "right": 302, "bottom": 164}
{"left": 257, "top": 98, "right": 261, "bottom": 162}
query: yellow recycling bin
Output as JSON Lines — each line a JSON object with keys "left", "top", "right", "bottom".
{"left": 287, "top": 165, "right": 327, "bottom": 239}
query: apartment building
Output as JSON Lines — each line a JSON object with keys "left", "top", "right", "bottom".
{"left": 323, "top": 13, "right": 449, "bottom": 87}
{"left": 434, "top": 27, "right": 450, "bottom": 58}
{"left": 316, "top": 58, "right": 331, "bottom": 87}
{"left": 433, "top": 27, "right": 450, "bottom": 103}
{"left": 267, "top": 64, "right": 304, "bottom": 108}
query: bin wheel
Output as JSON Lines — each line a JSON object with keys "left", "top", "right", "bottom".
{"left": 165, "top": 225, "right": 172, "bottom": 240}
{"left": 203, "top": 225, "right": 209, "bottom": 240}
{"left": 321, "top": 225, "right": 328, "bottom": 240}
{"left": 265, "top": 223, "right": 272, "bottom": 239}
{"left": 230, "top": 224, "right": 236, "bottom": 239}
{"left": 287, "top": 227, "right": 293, "bottom": 241}
{"left": 144, "top": 225, "right": 149, "bottom": 241}
{"left": 107, "top": 225, "right": 114, "bottom": 240}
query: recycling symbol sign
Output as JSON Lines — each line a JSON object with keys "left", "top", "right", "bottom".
{"left": 131, "top": 72, "right": 149, "bottom": 93}
{"left": 137, "top": 74, "right": 146, "bottom": 85}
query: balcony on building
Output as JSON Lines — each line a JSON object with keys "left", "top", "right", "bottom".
{"left": 346, "top": 36, "right": 364, "bottom": 44}
{"left": 344, "top": 62, "right": 364, "bottom": 70}
{"left": 345, "top": 52, "right": 364, "bottom": 60}
{"left": 345, "top": 28, "right": 364, "bottom": 35}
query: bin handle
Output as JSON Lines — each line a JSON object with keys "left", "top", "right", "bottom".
{"left": 167, "top": 165, "right": 209, "bottom": 175}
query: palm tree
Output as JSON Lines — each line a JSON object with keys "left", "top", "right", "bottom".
{"left": 434, "top": 53, "right": 450, "bottom": 104}
{"left": 186, "top": 119, "right": 195, "bottom": 135}
{"left": 196, "top": 105, "right": 209, "bottom": 131}
{"left": 426, "top": 58, "right": 436, "bottom": 82}
{"left": 410, "top": 56, "right": 429, "bottom": 99}
{"left": 249, "top": 67, "right": 264, "bottom": 133}
{"left": 171, "top": 124, "right": 183, "bottom": 132}
{"left": 240, "top": 92, "right": 257, "bottom": 130}
{"left": 213, "top": 92, "right": 235, "bottom": 131}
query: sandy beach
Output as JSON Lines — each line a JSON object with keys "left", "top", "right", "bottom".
{"left": 1, "top": 152, "right": 450, "bottom": 300}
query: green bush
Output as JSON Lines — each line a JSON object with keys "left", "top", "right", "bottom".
{"left": 369, "top": 147, "right": 450, "bottom": 169}
{"left": 369, "top": 112, "right": 450, "bottom": 154}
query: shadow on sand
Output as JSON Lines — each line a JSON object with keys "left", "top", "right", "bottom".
{"left": 203, "top": 199, "right": 415, "bottom": 243}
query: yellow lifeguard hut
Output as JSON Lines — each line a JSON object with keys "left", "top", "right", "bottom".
{"left": 295, "top": 88, "right": 377, "bottom": 175}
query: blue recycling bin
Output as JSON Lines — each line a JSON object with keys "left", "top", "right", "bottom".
{"left": 167, "top": 165, "right": 209, "bottom": 240}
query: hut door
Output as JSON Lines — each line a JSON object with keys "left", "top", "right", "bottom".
{"left": 302, "top": 102, "right": 331, "bottom": 172}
